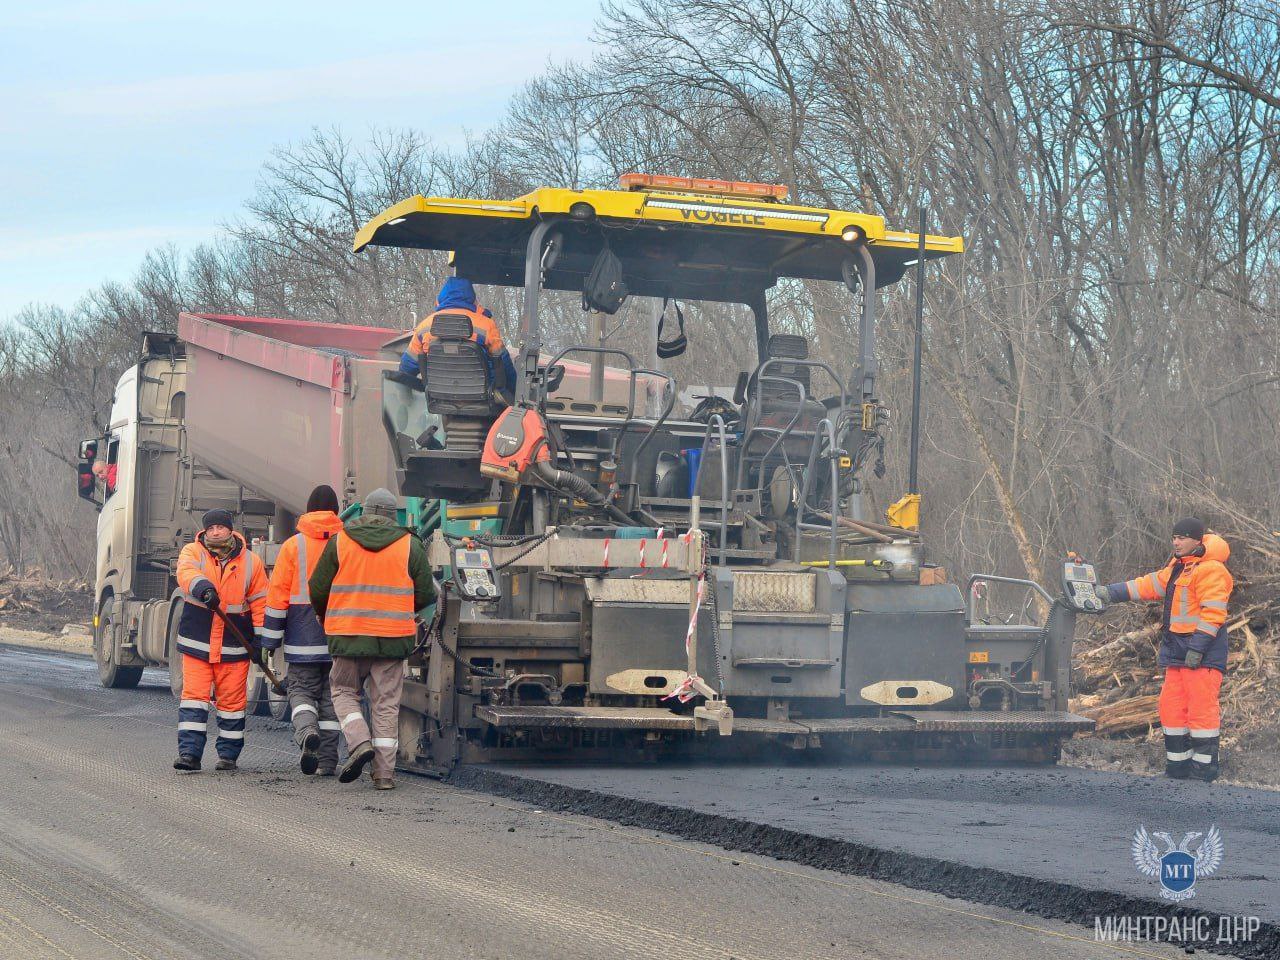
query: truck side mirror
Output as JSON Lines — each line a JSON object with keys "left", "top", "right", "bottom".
{"left": 77, "top": 462, "right": 100, "bottom": 505}
{"left": 79, "top": 438, "right": 98, "bottom": 461}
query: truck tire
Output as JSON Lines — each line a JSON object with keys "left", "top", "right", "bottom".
{"left": 167, "top": 599, "right": 185, "bottom": 698}
{"left": 248, "top": 671, "right": 270, "bottom": 716}
{"left": 267, "top": 654, "right": 289, "bottom": 721}
{"left": 94, "top": 603, "right": 143, "bottom": 689}
{"left": 168, "top": 642, "right": 184, "bottom": 698}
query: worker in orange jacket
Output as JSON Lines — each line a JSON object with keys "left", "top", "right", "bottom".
{"left": 396, "top": 277, "right": 516, "bottom": 394}
{"left": 259, "top": 485, "right": 345, "bottom": 776}
{"left": 1097, "top": 518, "right": 1232, "bottom": 781}
{"left": 173, "top": 509, "right": 269, "bottom": 772}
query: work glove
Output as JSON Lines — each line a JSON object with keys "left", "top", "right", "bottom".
{"left": 1184, "top": 649, "right": 1204, "bottom": 669}
{"left": 1093, "top": 585, "right": 1111, "bottom": 608}
{"left": 198, "top": 586, "right": 220, "bottom": 609}
{"left": 256, "top": 645, "right": 274, "bottom": 670}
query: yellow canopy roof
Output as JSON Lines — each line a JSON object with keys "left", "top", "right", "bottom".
{"left": 354, "top": 184, "right": 962, "bottom": 303}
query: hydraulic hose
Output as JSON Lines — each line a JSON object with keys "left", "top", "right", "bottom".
{"left": 531, "top": 460, "right": 639, "bottom": 527}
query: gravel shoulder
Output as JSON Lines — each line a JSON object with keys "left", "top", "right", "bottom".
{"left": 0, "top": 623, "right": 92, "bottom": 657}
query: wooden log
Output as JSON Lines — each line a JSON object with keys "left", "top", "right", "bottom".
{"left": 1080, "top": 694, "right": 1160, "bottom": 736}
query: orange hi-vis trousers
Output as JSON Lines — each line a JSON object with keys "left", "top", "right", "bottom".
{"left": 178, "top": 655, "right": 250, "bottom": 760}
{"left": 1158, "top": 666, "right": 1222, "bottom": 780}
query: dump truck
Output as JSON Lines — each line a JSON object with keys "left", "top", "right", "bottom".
{"left": 354, "top": 173, "right": 1100, "bottom": 772}
{"left": 76, "top": 312, "right": 640, "bottom": 712}
{"left": 75, "top": 314, "right": 408, "bottom": 709}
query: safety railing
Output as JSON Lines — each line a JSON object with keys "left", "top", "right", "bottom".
{"left": 538, "top": 345, "right": 674, "bottom": 515}
{"left": 733, "top": 374, "right": 807, "bottom": 494}
{"left": 694, "top": 413, "right": 731, "bottom": 562}
{"left": 732, "top": 356, "right": 849, "bottom": 497}
{"left": 794, "top": 418, "right": 840, "bottom": 565}
{"left": 964, "top": 574, "right": 1052, "bottom": 626}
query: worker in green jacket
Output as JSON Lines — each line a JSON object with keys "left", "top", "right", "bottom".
{"left": 308, "top": 488, "right": 435, "bottom": 789}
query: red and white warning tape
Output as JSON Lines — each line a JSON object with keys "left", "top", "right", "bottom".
{"left": 663, "top": 562, "right": 707, "bottom": 703}
{"left": 666, "top": 673, "right": 704, "bottom": 703}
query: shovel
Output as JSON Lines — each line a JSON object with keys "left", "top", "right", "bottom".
{"left": 210, "top": 603, "right": 286, "bottom": 695}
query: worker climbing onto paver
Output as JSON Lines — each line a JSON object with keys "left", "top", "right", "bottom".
{"left": 309, "top": 488, "right": 435, "bottom": 790}
{"left": 259, "top": 485, "right": 345, "bottom": 776}
{"left": 396, "top": 276, "right": 517, "bottom": 395}
{"left": 1095, "top": 518, "right": 1232, "bottom": 781}
{"left": 173, "top": 509, "right": 268, "bottom": 772}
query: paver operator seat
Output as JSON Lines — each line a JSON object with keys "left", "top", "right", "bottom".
{"left": 424, "top": 312, "right": 508, "bottom": 455}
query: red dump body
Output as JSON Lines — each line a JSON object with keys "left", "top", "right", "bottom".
{"left": 177, "top": 313, "right": 402, "bottom": 518}
{"left": 177, "top": 312, "right": 662, "bottom": 517}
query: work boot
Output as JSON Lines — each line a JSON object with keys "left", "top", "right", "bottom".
{"left": 173, "top": 754, "right": 201, "bottom": 772}
{"left": 1189, "top": 735, "right": 1220, "bottom": 782}
{"left": 373, "top": 778, "right": 395, "bottom": 791}
{"left": 315, "top": 765, "right": 336, "bottom": 777}
{"left": 215, "top": 758, "right": 237, "bottom": 771}
{"left": 300, "top": 731, "right": 321, "bottom": 775}
{"left": 338, "top": 741, "right": 375, "bottom": 783}
{"left": 1162, "top": 729, "right": 1191, "bottom": 779}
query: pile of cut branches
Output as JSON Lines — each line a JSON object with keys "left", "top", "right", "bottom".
{"left": 0, "top": 566, "right": 92, "bottom": 631}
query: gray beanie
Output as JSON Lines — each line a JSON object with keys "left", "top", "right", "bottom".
{"left": 363, "top": 487, "right": 398, "bottom": 519}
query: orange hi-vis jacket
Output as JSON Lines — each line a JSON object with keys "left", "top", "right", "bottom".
{"left": 261, "top": 510, "right": 343, "bottom": 663}
{"left": 1118, "top": 533, "right": 1232, "bottom": 638}
{"left": 176, "top": 533, "right": 268, "bottom": 663}
{"left": 322, "top": 532, "right": 416, "bottom": 638}
{"left": 406, "top": 307, "right": 506, "bottom": 364}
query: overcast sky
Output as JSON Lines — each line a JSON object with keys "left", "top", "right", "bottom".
{"left": 0, "top": 1, "right": 601, "bottom": 318}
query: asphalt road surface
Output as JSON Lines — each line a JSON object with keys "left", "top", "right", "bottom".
{"left": 0, "top": 644, "right": 1235, "bottom": 960}
{"left": 472, "top": 759, "right": 1280, "bottom": 925}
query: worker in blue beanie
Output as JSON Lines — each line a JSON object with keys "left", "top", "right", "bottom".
{"left": 397, "top": 277, "right": 516, "bottom": 392}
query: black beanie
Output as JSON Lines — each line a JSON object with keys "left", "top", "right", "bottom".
{"left": 1172, "top": 517, "right": 1206, "bottom": 540}
{"left": 202, "top": 508, "right": 234, "bottom": 530}
{"left": 306, "top": 484, "right": 340, "bottom": 514}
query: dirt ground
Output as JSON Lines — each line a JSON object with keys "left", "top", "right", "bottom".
{"left": 1062, "top": 725, "right": 1280, "bottom": 790}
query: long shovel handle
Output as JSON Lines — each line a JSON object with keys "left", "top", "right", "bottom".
{"left": 211, "top": 604, "right": 285, "bottom": 695}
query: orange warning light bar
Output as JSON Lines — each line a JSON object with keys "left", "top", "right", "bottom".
{"left": 619, "top": 172, "right": 789, "bottom": 202}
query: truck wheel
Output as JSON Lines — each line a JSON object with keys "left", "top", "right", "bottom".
{"left": 94, "top": 604, "right": 143, "bottom": 689}
{"left": 267, "top": 656, "right": 289, "bottom": 720}
{"left": 248, "top": 671, "right": 271, "bottom": 716}
{"left": 167, "top": 600, "right": 185, "bottom": 698}
{"left": 168, "top": 644, "right": 184, "bottom": 698}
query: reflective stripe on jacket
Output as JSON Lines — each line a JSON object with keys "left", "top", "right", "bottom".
{"left": 261, "top": 510, "right": 343, "bottom": 663}
{"left": 322, "top": 532, "right": 416, "bottom": 638}
{"left": 175, "top": 533, "right": 268, "bottom": 663}
{"left": 1105, "top": 533, "right": 1233, "bottom": 672}
{"left": 406, "top": 307, "right": 505, "bottom": 359}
